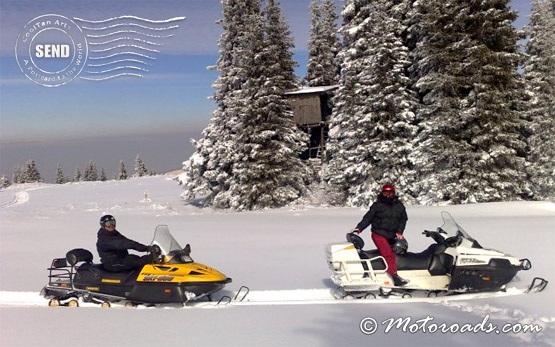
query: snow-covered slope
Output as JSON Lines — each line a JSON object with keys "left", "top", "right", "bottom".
{"left": 0, "top": 176, "right": 554, "bottom": 346}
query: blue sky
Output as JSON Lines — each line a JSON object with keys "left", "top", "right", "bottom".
{"left": 0, "top": 0, "right": 532, "bottom": 181}
{"left": 0, "top": 0, "right": 327, "bottom": 143}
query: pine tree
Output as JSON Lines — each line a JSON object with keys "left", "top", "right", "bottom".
{"left": 325, "top": 0, "right": 418, "bottom": 206}
{"left": 117, "top": 161, "right": 128, "bottom": 180}
{"left": 12, "top": 165, "right": 23, "bottom": 184}
{"left": 410, "top": 0, "right": 528, "bottom": 204}
{"left": 0, "top": 175, "right": 11, "bottom": 188}
{"left": 55, "top": 164, "right": 67, "bottom": 184}
{"left": 100, "top": 168, "right": 107, "bottom": 182}
{"left": 83, "top": 161, "right": 98, "bottom": 181}
{"left": 220, "top": 0, "right": 309, "bottom": 209}
{"left": 134, "top": 155, "right": 148, "bottom": 177}
{"left": 182, "top": 0, "right": 309, "bottom": 210}
{"left": 264, "top": 0, "right": 300, "bottom": 92}
{"left": 523, "top": 0, "right": 555, "bottom": 199}
{"left": 305, "top": 0, "right": 340, "bottom": 86}
{"left": 74, "top": 166, "right": 82, "bottom": 182}
{"left": 182, "top": 0, "right": 263, "bottom": 207}
{"left": 23, "top": 160, "right": 41, "bottom": 183}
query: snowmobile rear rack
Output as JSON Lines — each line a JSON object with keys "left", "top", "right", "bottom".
{"left": 46, "top": 258, "right": 75, "bottom": 288}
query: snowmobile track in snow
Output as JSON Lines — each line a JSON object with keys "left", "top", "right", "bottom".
{"left": 1, "top": 186, "right": 49, "bottom": 208}
{"left": 0, "top": 287, "right": 535, "bottom": 309}
{"left": 0, "top": 191, "right": 28, "bottom": 208}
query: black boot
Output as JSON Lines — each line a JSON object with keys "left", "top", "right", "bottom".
{"left": 392, "top": 274, "right": 408, "bottom": 287}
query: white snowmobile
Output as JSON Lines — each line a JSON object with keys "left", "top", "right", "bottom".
{"left": 325, "top": 211, "right": 548, "bottom": 298}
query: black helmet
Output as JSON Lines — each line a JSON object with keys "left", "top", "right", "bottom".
{"left": 99, "top": 215, "right": 116, "bottom": 227}
{"left": 391, "top": 237, "right": 408, "bottom": 255}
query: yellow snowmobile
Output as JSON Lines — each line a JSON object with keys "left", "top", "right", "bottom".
{"left": 41, "top": 225, "right": 231, "bottom": 307}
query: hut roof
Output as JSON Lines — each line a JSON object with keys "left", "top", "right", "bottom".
{"left": 284, "top": 85, "right": 339, "bottom": 96}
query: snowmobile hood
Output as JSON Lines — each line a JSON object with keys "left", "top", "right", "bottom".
{"left": 137, "top": 262, "right": 229, "bottom": 283}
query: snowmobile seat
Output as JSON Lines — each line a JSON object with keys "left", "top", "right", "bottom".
{"left": 396, "top": 250, "right": 431, "bottom": 270}
{"left": 362, "top": 245, "right": 435, "bottom": 270}
{"left": 360, "top": 243, "right": 450, "bottom": 276}
{"left": 397, "top": 243, "right": 450, "bottom": 274}
{"left": 66, "top": 248, "right": 93, "bottom": 266}
{"left": 75, "top": 262, "right": 104, "bottom": 279}
{"left": 360, "top": 244, "right": 450, "bottom": 274}
{"left": 75, "top": 263, "right": 139, "bottom": 285}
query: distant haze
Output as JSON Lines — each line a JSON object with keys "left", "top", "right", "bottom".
{"left": 0, "top": 130, "right": 198, "bottom": 182}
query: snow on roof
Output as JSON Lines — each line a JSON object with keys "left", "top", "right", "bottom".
{"left": 284, "top": 85, "right": 339, "bottom": 95}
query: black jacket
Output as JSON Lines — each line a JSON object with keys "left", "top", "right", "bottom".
{"left": 96, "top": 228, "right": 148, "bottom": 264}
{"left": 356, "top": 195, "right": 408, "bottom": 240}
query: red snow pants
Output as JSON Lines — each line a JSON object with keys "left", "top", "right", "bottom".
{"left": 371, "top": 232, "right": 397, "bottom": 276}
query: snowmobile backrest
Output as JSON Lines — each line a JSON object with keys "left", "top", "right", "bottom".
{"left": 51, "top": 258, "right": 68, "bottom": 268}
{"left": 346, "top": 233, "right": 364, "bottom": 250}
{"left": 66, "top": 248, "right": 93, "bottom": 266}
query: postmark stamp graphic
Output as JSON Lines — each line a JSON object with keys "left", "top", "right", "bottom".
{"left": 15, "top": 14, "right": 88, "bottom": 87}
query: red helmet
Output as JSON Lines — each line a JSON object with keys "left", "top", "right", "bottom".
{"left": 381, "top": 184, "right": 395, "bottom": 193}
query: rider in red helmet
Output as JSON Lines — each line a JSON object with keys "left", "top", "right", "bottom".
{"left": 353, "top": 184, "right": 409, "bottom": 286}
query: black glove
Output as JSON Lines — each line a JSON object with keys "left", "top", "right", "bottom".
{"left": 147, "top": 245, "right": 162, "bottom": 262}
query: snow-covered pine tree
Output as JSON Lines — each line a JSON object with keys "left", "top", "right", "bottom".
{"left": 100, "top": 168, "right": 107, "bottom": 182}
{"left": 12, "top": 165, "right": 23, "bottom": 184}
{"left": 181, "top": 0, "right": 262, "bottom": 207}
{"left": 73, "top": 166, "right": 82, "bottom": 182}
{"left": 305, "top": 0, "right": 340, "bottom": 86}
{"left": 0, "top": 175, "right": 10, "bottom": 188}
{"left": 410, "top": 0, "right": 528, "bottom": 204}
{"left": 523, "top": 0, "right": 555, "bottom": 199}
{"left": 134, "top": 155, "right": 148, "bottom": 177}
{"left": 83, "top": 161, "right": 98, "bottom": 181}
{"left": 55, "top": 164, "right": 67, "bottom": 184}
{"left": 182, "top": 0, "right": 309, "bottom": 210}
{"left": 218, "top": 0, "right": 309, "bottom": 210}
{"left": 24, "top": 160, "right": 41, "bottom": 183}
{"left": 325, "top": 0, "right": 417, "bottom": 206}
{"left": 264, "top": 0, "right": 299, "bottom": 92}
{"left": 117, "top": 160, "right": 128, "bottom": 180}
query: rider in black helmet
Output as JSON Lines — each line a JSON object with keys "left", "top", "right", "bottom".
{"left": 96, "top": 215, "right": 155, "bottom": 272}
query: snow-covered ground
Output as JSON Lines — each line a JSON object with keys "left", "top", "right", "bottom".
{"left": 0, "top": 175, "right": 553, "bottom": 346}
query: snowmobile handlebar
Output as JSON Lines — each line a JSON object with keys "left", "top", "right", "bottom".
{"left": 422, "top": 230, "right": 443, "bottom": 237}
{"left": 149, "top": 244, "right": 161, "bottom": 255}
{"left": 422, "top": 230, "right": 448, "bottom": 245}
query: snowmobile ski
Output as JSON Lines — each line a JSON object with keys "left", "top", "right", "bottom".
{"left": 215, "top": 285, "right": 250, "bottom": 305}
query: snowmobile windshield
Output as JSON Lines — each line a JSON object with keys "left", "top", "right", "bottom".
{"left": 151, "top": 225, "right": 183, "bottom": 255}
{"left": 439, "top": 211, "right": 482, "bottom": 248}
